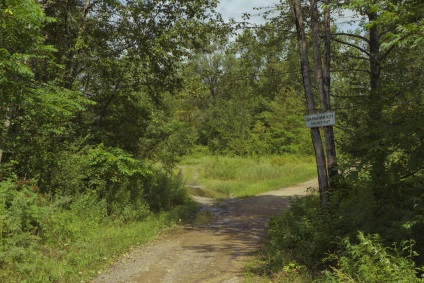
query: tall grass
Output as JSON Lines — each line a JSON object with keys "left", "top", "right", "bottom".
{"left": 0, "top": 172, "right": 196, "bottom": 283}
{"left": 180, "top": 155, "right": 317, "bottom": 197}
{"left": 0, "top": 200, "right": 195, "bottom": 283}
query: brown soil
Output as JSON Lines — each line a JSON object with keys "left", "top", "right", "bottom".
{"left": 91, "top": 179, "right": 317, "bottom": 283}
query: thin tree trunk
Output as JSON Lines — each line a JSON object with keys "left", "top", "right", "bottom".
{"left": 291, "top": 0, "right": 329, "bottom": 204}
{"left": 310, "top": 0, "right": 338, "bottom": 188}
{"left": 323, "top": 1, "right": 337, "bottom": 187}
{"left": 0, "top": 114, "right": 11, "bottom": 164}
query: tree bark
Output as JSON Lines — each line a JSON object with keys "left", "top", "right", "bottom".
{"left": 291, "top": 0, "right": 329, "bottom": 204}
{"left": 310, "top": 0, "right": 338, "bottom": 188}
{"left": 0, "top": 112, "right": 11, "bottom": 164}
{"left": 323, "top": 1, "right": 338, "bottom": 186}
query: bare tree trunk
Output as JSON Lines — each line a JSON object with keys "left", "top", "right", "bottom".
{"left": 0, "top": 113, "right": 11, "bottom": 164}
{"left": 323, "top": 1, "right": 338, "bottom": 187}
{"left": 310, "top": 0, "right": 338, "bottom": 189}
{"left": 291, "top": 0, "right": 329, "bottom": 204}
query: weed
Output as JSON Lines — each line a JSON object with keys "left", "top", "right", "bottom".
{"left": 0, "top": 163, "right": 196, "bottom": 282}
{"left": 320, "top": 232, "right": 424, "bottom": 283}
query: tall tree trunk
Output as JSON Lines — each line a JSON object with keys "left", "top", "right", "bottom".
{"left": 310, "top": 0, "right": 338, "bottom": 188}
{"left": 291, "top": 0, "right": 329, "bottom": 204}
{"left": 322, "top": 1, "right": 338, "bottom": 187}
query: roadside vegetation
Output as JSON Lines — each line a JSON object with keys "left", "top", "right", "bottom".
{"left": 247, "top": 0, "right": 424, "bottom": 282}
{"left": 0, "top": 150, "right": 314, "bottom": 282}
{"left": 0, "top": 150, "right": 196, "bottom": 282}
{"left": 248, "top": 183, "right": 424, "bottom": 282}
{"left": 1, "top": 0, "right": 424, "bottom": 282}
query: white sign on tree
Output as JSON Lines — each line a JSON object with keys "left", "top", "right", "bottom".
{"left": 304, "top": 112, "right": 336, "bottom": 128}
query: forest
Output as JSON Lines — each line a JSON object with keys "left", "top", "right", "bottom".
{"left": 1, "top": 0, "right": 424, "bottom": 282}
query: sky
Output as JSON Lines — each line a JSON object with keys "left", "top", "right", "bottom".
{"left": 215, "top": 0, "right": 359, "bottom": 31}
{"left": 216, "top": 0, "right": 279, "bottom": 25}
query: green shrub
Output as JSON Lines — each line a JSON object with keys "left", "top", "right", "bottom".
{"left": 263, "top": 180, "right": 424, "bottom": 281}
{"left": 320, "top": 232, "right": 424, "bottom": 283}
{"left": 143, "top": 169, "right": 189, "bottom": 212}
{"left": 79, "top": 144, "right": 151, "bottom": 205}
{"left": 51, "top": 144, "right": 189, "bottom": 217}
{"left": 266, "top": 194, "right": 334, "bottom": 271}
{"left": 264, "top": 185, "right": 381, "bottom": 272}
{"left": 0, "top": 172, "right": 191, "bottom": 282}
{"left": 0, "top": 179, "right": 47, "bottom": 280}
{"left": 0, "top": 143, "right": 193, "bottom": 281}
{"left": 40, "top": 193, "right": 108, "bottom": 247}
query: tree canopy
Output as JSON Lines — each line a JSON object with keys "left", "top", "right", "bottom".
{"left": 1, "top": 0, "right": 424, "bottom": 280}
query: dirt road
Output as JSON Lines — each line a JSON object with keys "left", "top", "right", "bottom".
{"left": 92, "top": 179, "right": 317, "bottom": 283}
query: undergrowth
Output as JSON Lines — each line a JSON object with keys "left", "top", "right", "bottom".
{"left": 256, "top": 181, "right": 424, "bottom": 282}
{"left": 0, "top": 179, "right": 195, "bottom": 282}
{"left": 0, "top": 145, "right": 196, "bottom": 282}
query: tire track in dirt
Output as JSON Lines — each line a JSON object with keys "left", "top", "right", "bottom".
{"left": 92, "top": 179, "right": 317, "bottom": 283}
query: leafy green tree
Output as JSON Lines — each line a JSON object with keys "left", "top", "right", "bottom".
{"left": 39, "top": 0, "right": 220, "bottom": 155}
{"left": 0, "top": 0, "right": 93, "bottom": 188}
{"left": 0, "top": 0, "right": 52, "bottom": 163}
{"left": 332, "top": 0, "right": 424, "bottom": 190}
{"left": 327, "top": 0, "right": 424, "bottom": 261}
{"left": 177, "top": 24, "right": 311, "bottom": 156}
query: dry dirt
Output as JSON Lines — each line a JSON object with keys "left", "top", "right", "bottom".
{"left": 92, "top": 179, "right": 317, "bottom": 283}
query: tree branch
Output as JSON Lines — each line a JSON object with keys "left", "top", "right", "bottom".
{"left": 381, "top": 32, "right": 415, "bottom": 61}
{"left": 342, "top": 55, "right": 370, "bottom": 61}
{"left": 400, "top": 169, "right": 422, "bottom": 180}
{"left": 332, "top": 32, "right": 370, "bottom": 44}
{"left": 332, "top": 68, "right": 370, "bottom": 74}
{"left": 332, "top": 38, "right": 370, "bottom": 57}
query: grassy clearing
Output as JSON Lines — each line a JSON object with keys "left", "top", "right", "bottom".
{"left": 179, "top": 155, "right": 317, "bottom": 198}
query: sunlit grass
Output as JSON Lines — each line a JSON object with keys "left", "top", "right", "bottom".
{"left": 180, "top": 155, "right": 317, "bottom": 198}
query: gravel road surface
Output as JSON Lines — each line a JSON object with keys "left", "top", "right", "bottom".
{"left": 92, "top": 179, "right": 317, "bottom": 283}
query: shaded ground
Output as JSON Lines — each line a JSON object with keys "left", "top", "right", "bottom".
{"left": 92, "top": 179, "right": 317, "bottom": 283}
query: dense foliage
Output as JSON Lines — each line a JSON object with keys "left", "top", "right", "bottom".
{"left": 259, "top": 0, "right": 424, "bottom": 281}
{"left": 0, "top": 0, "right": 216, "bottom": 281}
{"left": 1, "top": 0, "right": 424, "bottom": 281}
